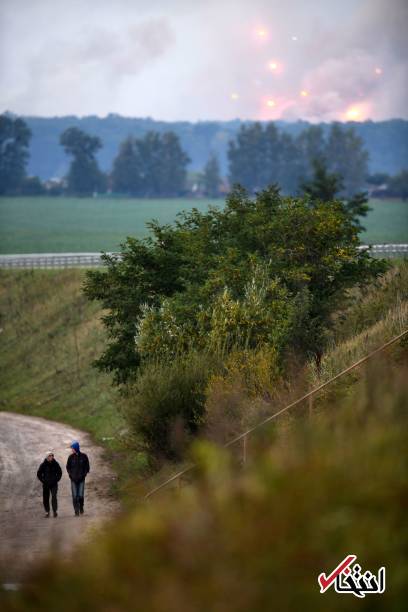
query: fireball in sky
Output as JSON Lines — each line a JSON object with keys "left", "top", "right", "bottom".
{"left": 344, "top": 102, "right": 371, "bottom": 121}
{"left": 266, "top": 99, "right": 276, "bottom": 107}
{"left": 255, "top": 27, "right": 268, "bottom": 39}
{"left": 300, "top": 90, "right": 309, "bottom": 97}
{"left": 346, "top": 107, "right": 360, "bottom": 120}
{"left": 267, "top": 60, "right": 284, "bottom": 75}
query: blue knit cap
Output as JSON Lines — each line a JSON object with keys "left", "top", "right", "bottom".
{"left": 70, "top": 440, "right": 80, "bottom": 453}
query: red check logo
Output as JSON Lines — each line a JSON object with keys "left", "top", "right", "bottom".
{"left": 318, "top": 555, "right": 357, "bottom": 593}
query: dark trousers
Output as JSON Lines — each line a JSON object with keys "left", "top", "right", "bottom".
{"left": 71, "top": 480, "right": 85, "bottom": 512}
{"left": 43, "top": 484, "right": 58, "bottom": 513}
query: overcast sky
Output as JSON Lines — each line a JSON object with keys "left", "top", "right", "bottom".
{"left": 0, "top": 0, "right": 407, "bottom": 122}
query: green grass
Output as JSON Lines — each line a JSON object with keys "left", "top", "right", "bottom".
{"left": 0, "top": 269, "right": 124, "bottom": 446}
{"left": 0, "top": 196, "right": 406, "bottom": 254}
{"left": 360, "top": 198, "right": 408, "bottom": 244}
{"left": 0, "top": 197, "right": 222, "bottom": 254}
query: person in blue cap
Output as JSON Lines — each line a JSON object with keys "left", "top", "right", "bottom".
{"left": 66, "top": 440, "right": 90, "bottom": 516}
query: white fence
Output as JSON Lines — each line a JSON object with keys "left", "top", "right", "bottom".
{"left": 0, "top": 245, "right": 407, "bottom": 269}
{"left": 0, "top": 252, "right": 116, "bottom": 269}
{"left": 357, "top": 244, "right": 408, "bottom": 256}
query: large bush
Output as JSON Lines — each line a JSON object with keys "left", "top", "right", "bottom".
{"left": 123, "top": 352, "right": 220, "bottom": 459}
{"left": 85, "top": 185, "right": 385, "bottom": 385}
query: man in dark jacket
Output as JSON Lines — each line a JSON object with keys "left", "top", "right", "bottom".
{"left": 66, "top": 440, "right": 90, "bottom": 516}
{"left": 37, "top": 451, "right": 62, "bottom": 517}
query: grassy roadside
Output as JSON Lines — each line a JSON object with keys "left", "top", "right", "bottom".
{"left": 0, "top": 269, "right": 121, "bottom": 440}
{"left": 0, "top": 269, "right": 151, "bottom": 499}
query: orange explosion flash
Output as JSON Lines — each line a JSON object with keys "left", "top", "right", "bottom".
{"left": 346, "top": 107, "right": 360, "bottom": 120}
{"left": 300, "top": 90, "right": 308, "bottom": 97}
{"left": 344, "top": 102, "right": 371, "bottom": 121}
{"left": 256, "top": 28, "right": 268, "bottom": 39}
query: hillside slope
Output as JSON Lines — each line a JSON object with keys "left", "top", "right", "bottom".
{"left": 0, "top": 270, "right": 124, "bottom": 444}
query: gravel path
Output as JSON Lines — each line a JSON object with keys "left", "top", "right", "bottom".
{"left": 0, "top": 412, "right": 119, "bottom": 583}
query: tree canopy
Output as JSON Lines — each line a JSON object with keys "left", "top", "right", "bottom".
{"left": 202, "top": 153, "right": 222, "bottom": 197}
{"left": 60, "top": 127, "right": 106, "bottom": 195}
{"left": 228, "top": 122, "right": 369, "bottom": 196}
{"left": 0, "top": 115, "right": 31, "bottom": 195}
{"left": 85, "top": 186, "right": 385, "bottom": 386}
{"left": 111, "top": 131, "right": 190, "bottom": 197}
{"left": 300, "top": 159, "right": 371, "bottom": 230}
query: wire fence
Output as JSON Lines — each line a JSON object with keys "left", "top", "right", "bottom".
{"left": 1, "top": 244, "right": 408, "bottom": 269}
{"left": 144, "top": 328, "right": 408, "bottom": 500}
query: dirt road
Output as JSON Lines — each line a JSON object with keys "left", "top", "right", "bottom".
{"left": 0, "top": 412, "right": 119, "bottom": 583}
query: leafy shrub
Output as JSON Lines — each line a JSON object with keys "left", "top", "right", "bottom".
{"left": 205, "top": 346, "right": 281, "bottom": 443}
{"left": 123, "top": 351, "right": 220, "bottom": 460}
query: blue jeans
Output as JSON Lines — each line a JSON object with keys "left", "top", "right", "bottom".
{"left": 71, "top": 479, "right": 85, "bottom": 513}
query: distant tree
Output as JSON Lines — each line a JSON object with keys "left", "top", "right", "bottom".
{"left": 60, "top": 127, "right": 106, "bottom": 196}
{"left": 202, "top": 153, "right": 221, "bottom": 197}
{"left": 0, "top": 115, "right": 31, "bottom": 195}
{"left": 228, "top": 123, "right": 321, "bottom": 195}
{"left": 262, "top": 123, "right": 281, "bottom": 188}
{"left": 388, "top": 170, "right": 408, "bottom": 200}
{"left": 228, "top": 123, "right": 267, "bottom": 192}
{"left": 278, "top": 132, "right": 304, "bottom": 194}
{"left": 20, "top": 176, "right": 45, "bottom": 195}
{"left": 155, "top": 131, "right": 190, "bottom": 197}
{"left": 301, "top": 159, "right": 371, "bottom": 230}
{"left": 111, "top": 131, "right": 190, "bottom": 197}
{"left": 111, "top": 137, "right": 143, "bottom": 195}
{"left": 325, "top": 123, "right": 368, "bottom": 196}
{"left": 366, "top": 172, "right": 390, "bottom": 186}
{"left": 301, "top": 159, "right": 343, "bottom": 201}
{"left": 296, "top": 125, "right": 326, "bottom": 180}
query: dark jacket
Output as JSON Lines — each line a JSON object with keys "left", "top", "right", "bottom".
{"left": 66, "top": 451, "right": 90, "bottom": 483}
{"left": 37, "top": 459, "right": 62, "bottom": 487}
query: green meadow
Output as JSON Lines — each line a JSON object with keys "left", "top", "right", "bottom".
{"left": 0, "top": 196, "right": 406, "bottom": 254}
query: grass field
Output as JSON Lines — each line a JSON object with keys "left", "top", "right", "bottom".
{"left": 0, "top": 196, "right": 406, "bottom": 254}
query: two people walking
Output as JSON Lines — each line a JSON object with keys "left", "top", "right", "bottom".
{"left": 37, "top": 441, "right": 90, "bottom": 518}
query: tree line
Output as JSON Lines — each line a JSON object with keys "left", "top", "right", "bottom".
{"left": 1, "top": 112, "right": 408, "bottom": 199}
